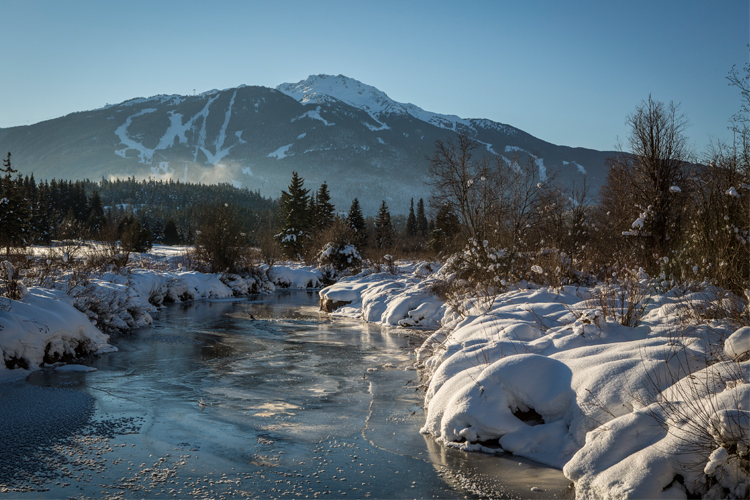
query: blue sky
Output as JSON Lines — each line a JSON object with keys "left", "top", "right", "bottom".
{"left": 1, "top": 0, "right": 747, "bottom": 152}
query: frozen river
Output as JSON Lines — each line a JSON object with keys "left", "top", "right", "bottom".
{"left": 1, "top": 291, "right": 571, "bottom": 499}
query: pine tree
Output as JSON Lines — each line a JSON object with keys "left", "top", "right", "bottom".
{"left": 0, "top": 154, "right": 30, "bottom": 254}
{"left": 118, "top": 215, "right": 153, "bottom": 253}
{"left": 416, "top": 198, "right": 428, "bottom": 237}
{"left": 405, "top": 198, "right": 417, "bottom": 236}
{"left": 428, "top": 202, "right": 461, "bottom": 252}
{"left": 30, "top": 183, "right": 52, "bottom": 244}
{"left": 307, "top": 192, "right": 318, "bottom": 235}
{"left": 313, "top": 182, "right": 335, "bottom": 233}
{"left": 374, "top": 200, "right": 394, "bottom": 248}
{"left": 87, "top": 190, "right": 106, "bottom": 238}
{"left": 347, "top": 198, "right": 367, "bottom": 248}
{"left": 163, "top": 218, "right": 182, "bottom": 245}
{"left": 276, "top": 171, "right": 311, "bottom": 258}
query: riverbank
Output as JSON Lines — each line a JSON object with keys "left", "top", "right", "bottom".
{"left": 320, "top": 267, "right": 750, "bottom": 499}
{"left": 0, "top": 246, "right": 324, "bottom": 379}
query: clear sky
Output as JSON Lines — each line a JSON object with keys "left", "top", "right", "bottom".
{"left": 1, "top": 0, "right": 747, "bottom": 152}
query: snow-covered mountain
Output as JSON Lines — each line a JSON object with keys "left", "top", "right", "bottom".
{"left": 276, "top": 74, "right": 482, "bottom": 134}
{"left": 0, "top": 75, "right": 614, "bottom": 214}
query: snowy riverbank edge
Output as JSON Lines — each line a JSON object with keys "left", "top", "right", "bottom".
{"left": 0, "top": 259, "right": 323, "bottom": 382}
{"left": 319, "top": 263, "right": 750, "bottom": 499}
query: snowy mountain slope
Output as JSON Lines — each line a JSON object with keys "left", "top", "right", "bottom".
{"left": 277, "top": 74, "right": 494, "bottom": 134}
{"left": 0, "top": 76, "right": 616, "bottom": 214}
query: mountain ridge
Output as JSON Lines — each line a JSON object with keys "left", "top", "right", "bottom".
{"left": 0, "top": 75, "right": 615, "bottom": 214}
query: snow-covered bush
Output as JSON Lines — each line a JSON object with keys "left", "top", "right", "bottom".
{"left": 0, "top": 260, "right": 26, "bottom": 300}
{"left": 317, "top": 241, "right": 363, "bottom": 275}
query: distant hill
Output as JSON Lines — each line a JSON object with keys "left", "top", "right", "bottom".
{"left": 0, "top": 74, "right": 615, "bottom": 214}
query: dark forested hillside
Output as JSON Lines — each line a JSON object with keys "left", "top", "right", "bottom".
{"left": 0, "top": 174, "right": 277, "bottom": 246}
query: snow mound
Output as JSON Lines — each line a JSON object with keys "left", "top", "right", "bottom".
{"left": 421, "top": 354, "right": 574, "bottom": 445}
{"left": 0, "top": 290, "right": 115, "bottom": 372}
{"left": 725, "top": 326, "right": 750, "bottom": 359}
{"left": 268, "top": 265, "right": 322, "bottom": 289}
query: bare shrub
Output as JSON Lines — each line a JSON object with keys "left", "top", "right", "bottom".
{"left": 194, "top": 201, "right": 249, "bottom": 273}
{"left": 570, "top": 269, "right": 652, "bottom": 328}
{"left": 673, "top": 286, "right": 750, "bottom": 329}
{"left": 258, "top": 231, "right": 281, "bottom": 268}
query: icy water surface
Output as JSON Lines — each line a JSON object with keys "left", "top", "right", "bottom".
{"left": 2, "top": 291, "right": 572, "bottom": 499}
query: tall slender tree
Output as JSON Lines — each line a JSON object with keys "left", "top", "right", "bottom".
{"left": 313, "top": 182, "right": 335, "bottom": 233}
{"left": 0, "top": 153, "right": 29, "bottom": 254}
{"left": 87, "top": 190, "right": 106, "bottom": 238}
{"left": 347, "top": 198, "right": 367, "bottom": 248}
{"left": 374, "top": 200, "right": 394, "bottom": 248}
{"left": 405, "top": 198, "right": 417, "bottom": 236}
{"left": 416, "top": 198, "right": 428, "bottom": 237}
{"left": 276, "top": 171, "right": 311, "bottom": 258}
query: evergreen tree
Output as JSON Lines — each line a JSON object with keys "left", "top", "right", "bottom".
{"left": 30, "top": 183, "right": 52, "bottom": 244}
{"left": 0, "top": 154, "right": 30, "bottom": 254}
{"left": 428, "top": 203, "right": 461, "bottom": 252}
{"left": 118, "top": 215, "right": 153, "bottom": 253}
{"left": 313, "top": 182, "right": 335, "bottom": 233}
{"left": 87, "top": 190, "right": 106, "bottom": 238}
{"left": 163, "top": 218, "right": 182, "bottom": 245}
{"left": 276, "top": 171, "right": 311, "bottom": 258}
{"left": 416, "top": 198, "right": 428, "bottom": 237}
{"left": 374, "top": 200, "right": 394, "bottom": 248}
{"left": 347, "top": 198, "right": 367, "bottom": 248}
{"left": 405, "top": 198, "right": 417, "bottom": 236}
{"left": 71, "top": 181, "right": 89, "bottom": 222}
{"left": 307, "top": 192, "right": 318, "bottom": 235}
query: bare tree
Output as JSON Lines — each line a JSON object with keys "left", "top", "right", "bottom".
{"left": 427, "top": 135, "right": 542, "bottom": 248}
{"left": 604, "top": 96, "right": 693, "bottom": 271}
{"left": 727, "top": 54, "right": 750, "bottom": 175}
{"left": 500, "top": 155, "right": 543, "bottom": 250}
{"left": 427, "top": 135, "right": 490, "bottom": 240}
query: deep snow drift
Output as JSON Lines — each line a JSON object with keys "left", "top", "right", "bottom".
{"left": 319, "top": 264, "right": 750, "bottom": 499}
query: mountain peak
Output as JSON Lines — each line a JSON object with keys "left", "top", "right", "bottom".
{"left": 276, "top": 74, "right": 400, "bottom": 128}
{"left": 276, "top": 74, "right": 471, "bottom": 132}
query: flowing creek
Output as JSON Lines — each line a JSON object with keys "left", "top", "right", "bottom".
{"left": 1, "top": 291, "right": 572, "bottom": 499}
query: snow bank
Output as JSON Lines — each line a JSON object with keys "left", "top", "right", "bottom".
{"left": 319, "top": 265, "right": 445, "bottom": 328}
{"left": 318, "top": 267, "right": 750, "bottom": 498}
{"left": 267, "top": 265, "right": 322, "bottom": 289}
{"left": 0, "top": 289, "right": 115, "bottom": 373}
{"left": 0, "top": 257, "right": 324, "bottom": 376}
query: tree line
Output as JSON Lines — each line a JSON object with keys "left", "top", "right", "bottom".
{"left": 0, "top": 60, "right": 746, "bottom": 292}
{"left": 0, "top": 171, "right": 276, "bottom": 253}
{"left": 274, "top": 171, "right": 431, "bottom": 261}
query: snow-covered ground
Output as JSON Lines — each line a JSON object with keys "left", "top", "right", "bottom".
{"left": 319, "top": 263, "right": 750, "bottom": 499}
